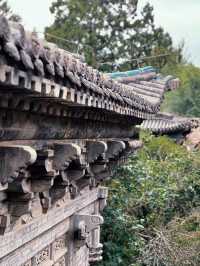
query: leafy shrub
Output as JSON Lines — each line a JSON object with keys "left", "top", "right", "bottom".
{"left": 97, "top": 134, "right": 200, "bottom": 266}
{"left": 162, "top": 64, "right": 200, "bottom": 117}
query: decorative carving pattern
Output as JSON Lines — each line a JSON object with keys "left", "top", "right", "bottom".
{"left": 54, "top": 256, "right": 65, "bottom": 266}
{"left": 0, "top": 145, "right": 37, "bottom": 186}
{"left": 74, "top": 214, "right": 104, "bottom": 248}
{"left": 87, "top": 141, "right": 107, "bottom": 163}
{"left": 106, "top": 140, "right": 126, "bottom": 160}
{"left": 33, "top": 246, "right": 50, "bottom": 266}
{"left": 89, "top": 245, "right": 103, "bottom": 263}
{"left": 53, "top": 143, "right": 82, "bottom": 171}
{"left": 0, "top": 136, "right": 141, "bottom": 233}
{"left": 53, "top": 235, "right": 66, "bottom": 253}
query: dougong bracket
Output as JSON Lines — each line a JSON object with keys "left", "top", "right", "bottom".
{"left": 0, "top": 145, "right": 37, "bottom": 186}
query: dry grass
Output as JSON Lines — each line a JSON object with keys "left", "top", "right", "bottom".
{"left": 140, "top": 210, "right": 200, "bottom": 266}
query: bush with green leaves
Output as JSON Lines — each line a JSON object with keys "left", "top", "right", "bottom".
{"left": 162, "top": 63, "right": 200, "bottom": 117}
{"left": 97, "top": 133, "right": 200, "bottom": 266}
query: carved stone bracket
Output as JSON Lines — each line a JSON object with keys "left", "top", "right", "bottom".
{"left": 87, "top": 141, "right": 107, "bottom": 163}
{"left": 0, "top": 138, "right": 142, "bottom": 235}
{"left": 53, "top": 143, "right": 87, "bottom": 192}
{"left": 74, "top": 214, "right": 104, "bottom": 246}
{"left": 87, "top": 140, "right": 125, "bottom": 184}
{"left": 53, "top": 143, "right": 82, "bottom": 171}
{"left": 126, "top": 140, "right": 143, "bottom": 154}
{"left": 29, "top": 149, "right": 55, "bottom": 192}
{"left": 0, "top": 145, "right": 37, "bottom": 186}
{"left": 106, "top": 140, "right": 126, "bottom": 160}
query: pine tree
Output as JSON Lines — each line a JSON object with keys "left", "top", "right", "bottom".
{"left": 0, "top": 0, "right": 21, "bottom": 22}
{"left": 46, "top": 0, "right": 181, "bottom": 70}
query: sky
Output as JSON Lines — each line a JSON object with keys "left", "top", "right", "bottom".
{"left": 7, "top": 0, "right": 200, "bottom": 66}
{"left": 139, "top": 0, "right": 200, "bottom": 66}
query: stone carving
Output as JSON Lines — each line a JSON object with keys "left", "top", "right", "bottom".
{"left": 89, "top": 245, "right": 103, "bottom": 264}
{"left": 53, "top": 143, "right": 82, "bottom": 171}
{"left": 74, "top": 214, "right": 104, "bottom": 245}
{"left": 0, "top": 145, "right": 37, "bottom": 186}
{"left": 32, "top": 245, "right": 51, "bottom": 266}
{"left": 106, "top": 141, "right": 126, "bottom": 160}
{"left": 87, "top": 141, "right": 107, "bottom": 163}
{"left": 54, "top": 256, "right": 66, "bottom": 266}
{"left": 30, "top": 149, "right": 55, "bottom": 192}
{"left": 52, "top": 235, "right": 67, "bottom": 255}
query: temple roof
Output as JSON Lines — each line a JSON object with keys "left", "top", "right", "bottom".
{"left": 0, "top": 16, "right": 179, "bottom": 120}
{"left": 107, "top": 67, "right": 180, "bottom": 116}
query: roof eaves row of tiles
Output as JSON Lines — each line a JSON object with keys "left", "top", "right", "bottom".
{"left": 0, "top": 16, "right": 167, "bottom": 118}
{"left": 108, "top": 68, "right": 180, "bottom": 110}
{"left": 141, "top": 113, "right": 193, "bottom": 134}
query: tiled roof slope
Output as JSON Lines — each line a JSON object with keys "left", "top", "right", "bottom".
{"left": 141, "top": 113, "right": 194, "bottom": 134}
{"left": 0, "top": 16, "right": 178, "bottom": 120}
{"left": 107, "top": 67, "right": 180, "bottom": 115}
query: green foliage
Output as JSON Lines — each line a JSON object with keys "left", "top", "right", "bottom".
{"left": 97, "top": 134, "right": 200, "bottom": 266}
{"left": 0, "top": 0, "right": 21, "bottom": 21}
{"left": 162, "top": 63, "right": 200, "bottom": 116}
{"left": 46, "top": 0, "right": 180, "bottom": 70}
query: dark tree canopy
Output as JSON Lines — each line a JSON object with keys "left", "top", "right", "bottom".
{"left": 46, "top": 0, "right": 181, "bottom": 71}
{"left": 0, "top": 0, "right": 21, "bottom": 21}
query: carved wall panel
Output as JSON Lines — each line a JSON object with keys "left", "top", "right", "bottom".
{"left": 32, "top": 245, "right": 51, "bottom": 265}
{"left": 0, "top": 187, "right": 108, "bottom": 266}
{"left": 22, "top": 234, "right": 68, "bottom": 266}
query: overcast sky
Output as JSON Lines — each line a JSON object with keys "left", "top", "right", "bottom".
{"left": 7, "top": 0, "right": 200, "bottom": 66}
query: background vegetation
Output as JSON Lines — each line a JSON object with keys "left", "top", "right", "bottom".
{"left": 47, "top": 0, "right": 182, "bottom": 70}
{"left": 162, "top": 63, "right": 200, "bottom": 117}
{"left": 97, "top": 134, "right": 200, "bottom": 266}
